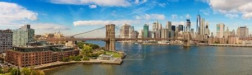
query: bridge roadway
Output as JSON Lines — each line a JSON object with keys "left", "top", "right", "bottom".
{"left": 44, "top": 37, "right": 204, "bottom": 41}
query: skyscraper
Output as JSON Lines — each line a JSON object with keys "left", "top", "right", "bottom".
{"left": 171, "top": 25, "right": 176, "bottom": 32}
{"left": 200, "top": 18, "right": 205, "bottom": 35}
{"left": 205, "top": 22, "right": 210, "bottom": 36}
{"left": 153, "top": 21, "right": 162, "bottom": 38}
{"left": 237, "top": 26, "right": 249, "bottom": 38}
{"left": 216, "top": 23, "right": 225, "bottom": 38}
{"left": 166, "top": 21, "right": 172, "bottom": 30}
{"left": 13, "top": 24, "right": 35, "bottom": 47}
{"left": 129, "top": 26, "right": 137, "bottom": 39}
{"left": 119, "top": 24, "right": 131, "bottom": 38}
{"left": 186, "top": 19, "right": 191, "bottom": 32}
{"left": 196, "top": 14, "right": 201, "bottom": 34}
{"left": 0, "top": 29, "right": 12, "bottom": 53}
{"left": 161, "top": 29, "right": 169, "bottom": 39}
{"left": 153, "top": 21, "right": 162, "bottom": 31}
{"left": 178, "top": 25, "right": 184, "bottom": 32}
{"left": 143, "top": 24, "right": 149, "bottom": 38}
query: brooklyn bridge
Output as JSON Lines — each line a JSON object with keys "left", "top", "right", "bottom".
{"left": 44, "top": 24, "right": 203, "bottom": 51}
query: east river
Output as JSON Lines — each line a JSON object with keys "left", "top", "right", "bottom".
{"left": 45, "top": 41, "right": 252, "bottom": 75}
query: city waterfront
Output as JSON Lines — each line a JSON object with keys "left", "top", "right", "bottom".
{"left": 45, "top": 41, "right": 252, "bottom": 75}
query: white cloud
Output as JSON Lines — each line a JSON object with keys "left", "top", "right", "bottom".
{"left": 0, "top": 2, "right": 38, "bottom": 25}
{"left": 185, "top": 14, "right": 191, "bottom": 19}
{"left": 135, "top": 14, "right": 165, "bottom": 20}
{"left": 158, "top": 3, "right": 166, "bottom": 7}
{"left": 200, "top": 8, "right": 211, "bottom": 16}
{"left": 172, "top": 21, "right": 185, "bottom": 25}
{"left": 171, "top": 14, "right": 178, "bottom": 19}
{"left": 89, "top": 4, "right": 97, "bottom": 8}
{"left": 208, "top": 0, "right": 252, "bottom": 19}
{"left": 225, "top": 14, "right": 239, "bottom": 19}
{"left": 135, "top": 0, "right": 147, "bottom": 4}
{"left": 51, "top": 0, "right": 131, "bottom": 7}
{"left": 32, "top": 23, "right": 70, "bottom": 30}
{"left": 73, "top": 20, "right": 139, "bottom": 26}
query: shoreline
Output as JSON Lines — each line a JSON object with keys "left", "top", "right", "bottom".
{"left": 205, "top": 44, "right": 252, "bottom": 47}
{"left": 33, "top": 58, "right": 123, "bottom": 70}
{"left": 121, "top": 41, "right": 252, "bottom": 48}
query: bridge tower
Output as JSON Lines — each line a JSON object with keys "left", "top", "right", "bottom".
{"left": 105, "top": 24, "right": 116, "bottom": 51}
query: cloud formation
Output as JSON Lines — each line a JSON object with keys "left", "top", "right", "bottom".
{"left": 0, "top": 2, "right": 38, "bottom": 25}
{"left": 208, "top": 0, "right": 252, "bottom": 19}
{"left": 73, "top": 20, "right": 138, "bottom": 26}
{"left": 135, "top": 14, "right": 165, "bottom": 20}
{"left": 50, "top": 0, "right": 131, "bottom": 7}
{"left": 32, "top": 23, "right": 70, "bottom": 30}
{"left": 89, "top": 4, "right": 97, "bottom": 8}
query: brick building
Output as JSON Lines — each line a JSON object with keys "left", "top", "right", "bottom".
{"left": 5, "top": 45, "right": 79, "bottom": 67}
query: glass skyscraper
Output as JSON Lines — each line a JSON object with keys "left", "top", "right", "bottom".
{"left": 13, "top": 24, "right": 35, "bottom": 47}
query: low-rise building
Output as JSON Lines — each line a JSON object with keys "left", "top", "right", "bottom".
{"left": 5, "top": 45, "right": 79, "bottom": 67}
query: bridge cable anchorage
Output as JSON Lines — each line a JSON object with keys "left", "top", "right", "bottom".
{"left": 71, "top": 26, "right": 106, "bottom": 38}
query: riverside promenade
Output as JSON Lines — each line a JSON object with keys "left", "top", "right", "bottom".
{"left": 33, "top": 58, "right": 122, "bottom": 70}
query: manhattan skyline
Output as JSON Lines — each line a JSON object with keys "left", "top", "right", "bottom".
{"left": 1, "top": 0, "right": 252, "bottom": 35}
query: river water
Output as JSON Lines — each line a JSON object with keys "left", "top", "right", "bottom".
{"left": 45, "top": 41, "right": 252, "bottom": 75}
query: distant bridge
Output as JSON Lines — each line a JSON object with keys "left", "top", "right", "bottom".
{"left": 43, "top": 24, "right": 200, "bottom": 51}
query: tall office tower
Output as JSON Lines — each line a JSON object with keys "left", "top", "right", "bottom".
{"left": 200, "top": 18, "right": 205, "bottom": 35}
{"left": 171, "top": 25, "right": 176, "bottom": 32}
{"left": 205, "top": 22, "right": 210, "bottom": 36}
{"left": 153, "top": 21, "right": 162, "bottom": 38}
{"left": 166, "top": 21, "right": 172, "bottom": 30}
{"left": 138, "top": 30, "right": 143, "bottom": 38}
{"left": 237, "top": 26, "right": 249, "bottom": 38}
{"left": 13, "top": 24, "right": 35, "bottom": 47}
{"left": 216, "top": 23, "right": 225, "bottom": 38}
{"left": 143, "top": 24, "right": 149, "bottom": 38}
{"left": 129, "top": 26, "right": 136, "bottom": 38}
{"left": 186, "top": 19, "right": 191, "bottom": 32}
{"left": 120, "top": 24, "right": 131, "bottom": 38}
{"left": 230, "top": 29, "right": 236, "bottom": 36}
{"left": 224, "top": 27, "right": 230, "bottom": 38}
{"left": 196, "top": 14, "right": 201, "bottom": 34}
{"left": 153, "top": 21, "right": 162, "bottom": 31}
{"left": 0, "top": 29, "right": 12, "bottom": 53}
{"left": 178, "top": 25, "right": 184, "bottom": 32}
{"left": 171, "top": 25, "right": 176, "bottom": 38}
{"left": 161, "top": 29, "right": 169, "bottom": 39}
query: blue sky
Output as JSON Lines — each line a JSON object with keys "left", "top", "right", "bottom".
{"left": 1, "top": 0, "right": 252, "bottom": 36}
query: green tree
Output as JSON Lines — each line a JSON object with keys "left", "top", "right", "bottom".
{"left": 77, "top": 42, "right": 85, "bottom": 49}
{"left": 81, "top": 45, "right": 92, "bottom": 57}
{"left": 62, "top": 57, "right": 70, "bottom": 62}
{"left": 21, "top": 68, "right": 31, "bottom": 75}
{"left": 10, "top": 68, "right": 20, "bottom": 75}
{"left": 82, "top": 56, "right": 89, "bottom": 61}
{"left": 31, "top": 70, "right": 45, "bottom": 75}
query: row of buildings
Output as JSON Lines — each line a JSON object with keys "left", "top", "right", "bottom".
{"left": 0, "top": 24, "right": 79, "bottom": 67}
{"left": 216, "top": 24, "right": 249, "bottom": 39}
{"left": 120, "top": 20, "right": 193, "bottom": 41}
{"left": 0, "top": 25, "right": 34, "bottom": 53}
{"left": 209, "top": 23, "right": 250, "bottom": 44}
{"left": 119, "top": 14, "right": 251, "bottom": 45}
